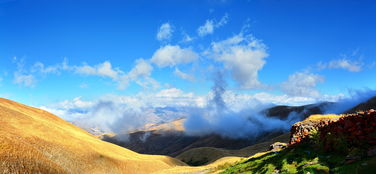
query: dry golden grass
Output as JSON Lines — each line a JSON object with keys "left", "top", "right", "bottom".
{"left": 0, "top": 98, "right": 185, "bottom": 174}
{"left": 137, "top": 118, "right": 186, "bottom": 133}
{"left": 152, "top": 156, "right": 243, "bottom": 174}
{"left": 305, "top": 114, "right": 342, "bottom": 121}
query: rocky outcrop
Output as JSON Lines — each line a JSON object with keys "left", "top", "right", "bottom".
{"left": 289, "top": 110, "right": 376, "bottom": 151}
{"left": 319, "top": 110, "right": 376, "bottom": 151}
{"left": 289, "top": 114, "right": 341, "bottom": 145}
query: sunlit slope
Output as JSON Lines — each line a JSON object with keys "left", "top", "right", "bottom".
{"left": 0, "top": 98, "right": 185, "bottom": 174}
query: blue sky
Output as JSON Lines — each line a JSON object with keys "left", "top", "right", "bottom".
{"left": 1, "top": 0, "right": 376, "bottom": 111}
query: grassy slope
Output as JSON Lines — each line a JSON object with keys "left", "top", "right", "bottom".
{"left": 220, "top": 114, "right": 376, "bottom": 174}
{"left": 221, "top": 143, "right": 376, "bottom": 174}
{"left": 0, "top": 98, "right": 185, "bottom": 174}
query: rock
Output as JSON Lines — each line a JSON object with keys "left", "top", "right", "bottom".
{"left": 269, "top": 142, "right": 287, "bottom": 152}
{"left": 303, "top": 160, "right": 318, "bottom": 167}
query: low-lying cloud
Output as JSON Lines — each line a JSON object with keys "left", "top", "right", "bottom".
{"left": 183, "top": 72, "right": 301, "bottom": 139}
{"left": 40, "top": 76, "right": 375, "bottom": 140}
{"left": 323, "top": 89, "right": 376, "bottom": 114}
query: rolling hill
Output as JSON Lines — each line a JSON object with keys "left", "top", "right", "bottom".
{"left": 101, "top": 119, "right": 287, "bottom": 157}
{"left": 345, "top": 96, "right": 376, "bottom": 114}
{"left": 0, "top": 98, "right": 185, "bottom": 174}
{"left": 101, "top": 103, "right": 327, "bottom": 158}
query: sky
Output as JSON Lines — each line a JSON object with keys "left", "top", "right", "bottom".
{"left": 1, "top": 0, "right": 376, "bottom": 127}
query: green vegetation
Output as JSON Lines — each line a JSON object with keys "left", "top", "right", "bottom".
{"left": 220, "top": 143, "right": 376, "bottom": 174}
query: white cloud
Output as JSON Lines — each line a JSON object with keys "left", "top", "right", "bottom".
{"left": 156, "top": 88, "right": 194, "bottom": 98}
{"left": 151, "top": 45, "right": 199, "bottom": 67}
{"left": 12, "top": 58, "right": 72, "bottom": 87}
{"left": 12, "top": 58, "right": 36, "bottom": 87}
{"left": 182, "top": 33, "right": 194, "bottom": 43}
{"left": 127, "top": 59, "right": 153, "bottom": 79}
{"left": 13, "top": 73, "right": 35, "bottom": 87}
{"left": 157, "top": 23, "right": 173, "bottom": 41}
{"left": 70, "top": 59, "right": 158, "bottom": 90}
{"left": 281, "top": 72, "right": 324, "bottom": 98}
{"left": 11, "top": 57, "right": 158, "bottom": 90}
{"left": 209, "top": 34, "right": 268, "bottom": 89}
{"left": 31, "top": 58, "right": 70, "bottom": 74}
{"left": 197, "top": 14, "right": 229, "bottom": 37}
{"left": 32, "top": 62, "right": 60, "bottom": 74}
{"left": 318, "top": 59, "right": 363, "bottom": 72}
{"left": 217, "top": 13, "right": 229, "bottom": 27}
{"left": 40, "top": 89, "right": 203, "bottom": 133}
{"left": 74, "top": 61, "right": 121, "bottom": 79}
{"left": 198, "top": 20, "right": 214, "bottom": 36}
{"left": 40, "top": 88, "right": 344, "bottom": 135}
{"left": 118, "top": 59, "right": 157, "bottom": 89}
{"left": 174, "top": 68, "right": 195, "bottom": 81}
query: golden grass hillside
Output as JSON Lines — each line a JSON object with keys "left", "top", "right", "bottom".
{"left": 138, "top": 118, "right": 185, "bottom": 133}
{"left": 0, "top": 98, "right": 185, "bottom": 174}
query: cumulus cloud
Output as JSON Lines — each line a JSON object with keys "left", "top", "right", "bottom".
{"left": 197, "top": 14, "right": 228, "bottom": 37}
{"left": 157, "top": 23, "right": 173, "bottom": 41}
{"left": 318, "top": 58, "right": 363, "bottom": 72}
{"left": 151, "top": 45, "right": 199, "bottom": 67}
{"left": 118, "top": 59, "right": 157, "bottom": 89}
{"left": 174, "top": 68, "right": 195, "bottom": 81}
{"left": 73, "top": 59, "right": 157, "bottom": 90}
{"left": 209, "top": 34, "right": 268, "bottom": 89}
{"left": 281, "top": 72, "right": 324, "bottom": 98}
{"left": 11, "top": 57, "right": 157, "bottom": 90}
{"left": 74, "top": 61, "right": 122, "bottom": 79}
